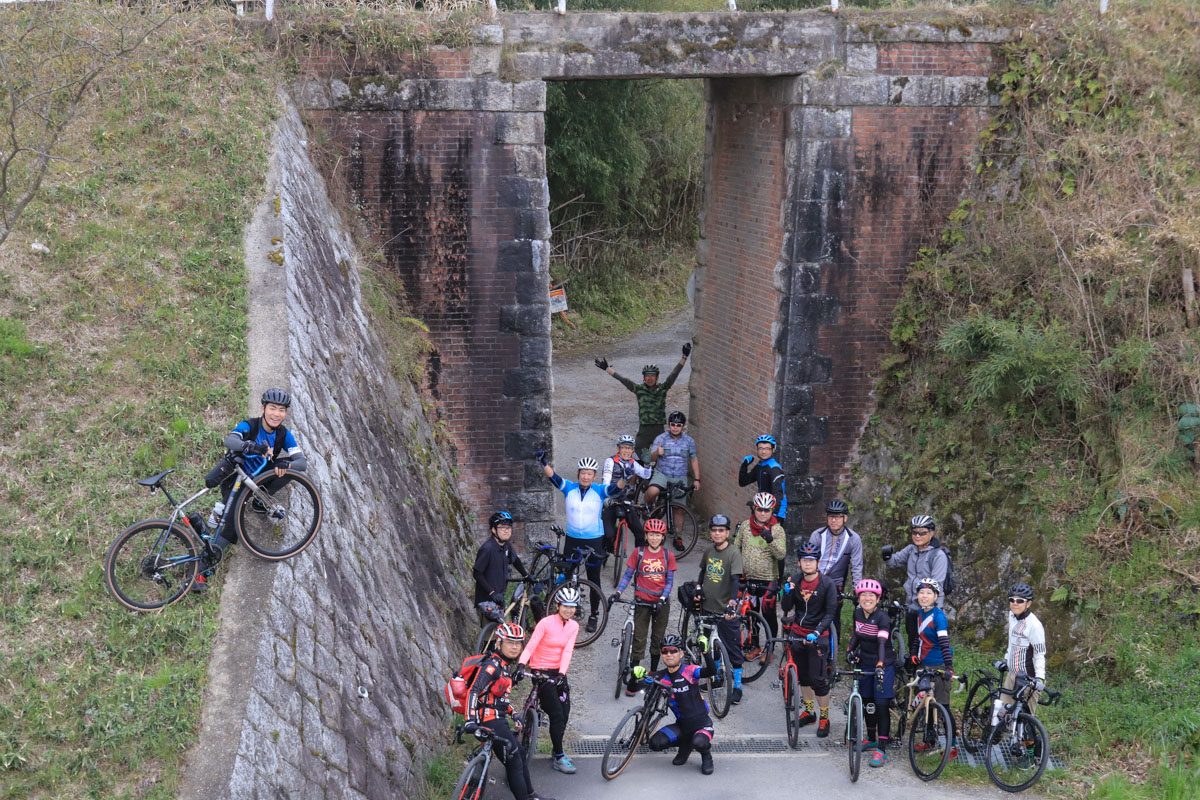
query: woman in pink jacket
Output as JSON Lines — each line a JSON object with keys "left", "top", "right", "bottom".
{"left": 519, "top": 585, "right": 580, "bottom": 774}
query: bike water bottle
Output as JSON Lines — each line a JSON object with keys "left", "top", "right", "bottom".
{"left": 207, "top": 501, "right": 226, "bottom": 530}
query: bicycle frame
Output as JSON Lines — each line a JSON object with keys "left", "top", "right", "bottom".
{"left": 144, "top": 459, "right": 271, "bottom": 570}
{"left": 900, "top": 668, "right": 964, "bottom": 731}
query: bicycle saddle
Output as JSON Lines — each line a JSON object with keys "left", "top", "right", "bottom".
{"left": 137, "top": 469, "right": 175, "bottom": 487}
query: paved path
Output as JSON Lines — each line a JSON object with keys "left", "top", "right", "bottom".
{"left": 492, "top": 311, "right": 1026, "bottom": 800}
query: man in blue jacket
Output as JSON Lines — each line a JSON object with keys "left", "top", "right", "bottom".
{"left": 538, "top": 450, "right": 625, "bottom": 632}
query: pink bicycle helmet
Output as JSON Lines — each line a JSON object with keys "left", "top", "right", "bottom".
{"left": 855, "top": 578, "right": 883, "bottom": 597}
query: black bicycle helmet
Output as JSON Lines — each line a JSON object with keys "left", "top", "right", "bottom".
{"left": 798, "top": 541, "right": 821, "bottom": 561}
{"left": 668, "top": 410, "right": 687, "bottom": 425}
{"left": 1009, "top": 582, "right": 1034, "bottom": 601}
{"left": 825, "top": 499, "right": 849, "bottom": 515}
{"left": 261, "top": 388, "right": 291, "bottom": 408}
{"left": 489, "top": 510, "right": 514, "bottom": 529}
{"left": 709, "top": 514, "right": 731, "bottom": 529}
{"left": 661, "top": 633, "right": 683, "bottom": 649}
{"left": 642, "top": 364, "right": 660, "bottom": 376}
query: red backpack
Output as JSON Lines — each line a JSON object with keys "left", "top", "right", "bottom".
{"left": 444, "top": 654, "right": 487, "bottom": 715}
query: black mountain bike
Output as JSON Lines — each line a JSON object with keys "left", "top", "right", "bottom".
{"left": 601, "top": 681, "right": 671, "bottom": 780}
{"left": 648, "top": 482, "right": 699, "bottom": 556}
{"left": 104, "top": 456, "right": 321, "bottom": 611}
{"left": 679, "top": 607, "right": 735, "bottom": 719}
{"left": 543, "top": 526, "right": 608, "bottom": 647}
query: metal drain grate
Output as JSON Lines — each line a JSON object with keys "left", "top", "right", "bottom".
{"left": 951, "top": 743, "right": 1066, "bottom": 772}
{"left": 573, "top": 735, "right": 806, "bottom": 756}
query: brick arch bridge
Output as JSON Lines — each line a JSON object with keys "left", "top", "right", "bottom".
{"left": 299, "top": 11, "right": 1007, "bottom": 539}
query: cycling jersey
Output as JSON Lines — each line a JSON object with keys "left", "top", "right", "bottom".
{"left": 883, "top": 538, "right": 949, "bottom": 609}
{"left": 229, "top": 418, "right": 304, "bottom": 475}
{"left": 519, "top": 614, "right": 578, "bottom": 674}
{"left": 1005, "top": 609, "right": 1047, "bottom": 680}
{"left": 738, "top": 458, "right": 787, "bottom": 518}
{"left": 914, "top": 606, "right": 953, "bottom": 669}
{"left": 781, "top": 572, "right": 836, "bottom": 636}
{"left": 611, "top": 361, "right": 686, "bottom": 426}
{"left": 807, "top": 526, "right": 863, "bottom": 590}
{"left": 848, "top": 606, "right": 896, "bottom": 667}
{"left": 602, "top": 454, "right": 652, "bottom": 499}
{"left": 615, "top": 546, "right": 677, "bottom": 602}
{"left": 472, "top": 537, "right": 528, "bottom": 605}
{"left": 465, "top": 654, "right": 515, "bottom": 724}
{"left": 732, "top": 518, "right": 786, "bottom": 581}
{"left": 647, "top": 649, "right": 716, "bottom": 727}
{"left": 651, "top": 431, "right": 696, "bottom": 480}
{"left": 698, "top": 544, "right": 743, "bottom": 614}
{"left": 549, "top": 474, "right": 621, "bottom": 539}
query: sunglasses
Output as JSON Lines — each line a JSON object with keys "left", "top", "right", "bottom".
{"left": 911, "top": 530, "right": 931, "bottom": 536}
{"left": 660, "top": 647, "right": 681, "bottom": 655}
{"left": 1008, "top": 597, "right": 1029, "bottom": 604}
{"left": 669, "top": 423, "right": 684, "bottom": 427}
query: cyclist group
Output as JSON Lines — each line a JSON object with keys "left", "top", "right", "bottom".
{"left": 458, "top": 343, "right": 1051, "bottom": 794}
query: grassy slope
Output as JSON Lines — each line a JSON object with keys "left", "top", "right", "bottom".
{"left": 865, "top": 1, "right": 1200, "bottom": 797}
{"left": 0, "top": 10, "right": 277, "bottom": 798}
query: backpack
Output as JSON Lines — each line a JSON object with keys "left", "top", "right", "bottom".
{"left": 443, "top": 654, "right": 487, "bottom": 715}
{"left": 939, "top": 546, "right": 956, "bottom": 596}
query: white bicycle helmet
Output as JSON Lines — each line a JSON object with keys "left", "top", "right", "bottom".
{"left": 617, "top": 434, "right": 636, "bottom": 446}
{"left": 578, "top": 457, "right": 599, "bottom": 471}
{"left": 556, "top": 585, "right": 582, "bottom": 607}
{"left": 752, "top": 492, "right": 777, "bottom": 510}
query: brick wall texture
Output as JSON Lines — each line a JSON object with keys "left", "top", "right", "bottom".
{"left": 692, "top": 81, "right": 788, "bottom": 527}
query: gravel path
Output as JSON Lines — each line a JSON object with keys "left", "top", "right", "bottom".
{"left": 500, "top": 310, "right": 1031, "bottom": 800}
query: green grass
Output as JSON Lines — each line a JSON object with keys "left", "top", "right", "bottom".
{"left": 860, "top": 1, "right": 1200, "bottom": 796}
{"left": 551, "top": 239, "right": 694, "bottom": 350}
{"left": 0, "top": 8, "right": 278, "bottom": 798}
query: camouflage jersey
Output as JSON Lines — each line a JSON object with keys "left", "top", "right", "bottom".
{"left": 612, "top": 360, "right": 686, "bottom": 426}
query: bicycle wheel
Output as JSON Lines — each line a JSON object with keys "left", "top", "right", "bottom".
{"left": 601, "top": 706, "right": 644, "bottom": 780}
{"left": 474, "top": 622, "right": 498, "bottom": 656}
{"left": 521, "top": 705, "right": 539, "bottom": 759}
{"left": 962, "top": 681, "right": 997, "bottom": 755}
{"left": 104, "top": 520, "right": 200, "bottom": 611}
{"left": 709, "top": 638, "right": 733, "bottom": 719}
{"left": 451, "top": 749, "right": 489, "bottom": 800}
{"left": 611, "top": 520, "right": 627, "bottom": 586}
{"left": 739, "top": 610, "right": 772, "bottom": 683}
{"left": 847, "top": 692, "right": 864, "bottom": 782}
{"left": 985, "top": 711, "right": 1049, "bottom": 792}
{"left": 653, "top": 502, "right": 698, "bottom": 556}
{"left": 785, "top": 663, "right": 800, "bottom": 748}
{"left": 547, "top": 579, "right": 607, "bottom": 647}
{"left": 908, "top": 700, "right": 953, "bottom": 781}
{"left": 233, "top": 470, "right": 322, "bottom": 560}
{"left": 615, "top": 626, "right": 633, "bottom": 700}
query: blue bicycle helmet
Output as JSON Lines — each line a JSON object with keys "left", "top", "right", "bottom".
{"left": 755, "top": 434, "right": 777, "bottom": 448}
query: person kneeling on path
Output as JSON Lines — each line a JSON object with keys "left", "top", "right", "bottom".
{"left": 631, "top": 633, "right": 717, "bottom": 775}
{"left": 608, "top": 518, "right": 676, "bottom": 695}
{"left": 519, "top": 585, "right": 581, "bottom": 775}
{"left": 781, "top": 541, "right": 837, "bottom": 737}
{"left": 464, "top": 623, "right": 557, "bottom": 800}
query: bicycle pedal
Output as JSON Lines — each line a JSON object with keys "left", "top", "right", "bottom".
{"left": 611, "top": 638, "right": 620, "bottom": 647}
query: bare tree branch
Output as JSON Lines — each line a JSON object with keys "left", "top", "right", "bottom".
{"left": 0, "top": 2, "right": 179, "bottom": 247}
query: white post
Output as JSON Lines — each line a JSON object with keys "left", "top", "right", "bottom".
{"left": 727, "top": 0, "right": 737, "bottom": 9}
{"left": 266, "top": 0, "right": 274, "bottom": 21}
{"left": 831, "top": 0, "right": 840, "bottom": 12}
{"left": 1100, "top": 0, "right": 1109, "bottom": 12}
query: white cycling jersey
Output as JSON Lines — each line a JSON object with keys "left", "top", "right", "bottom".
{"left": 1005, "top": 610, "right": 1047, "bottom": 680}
